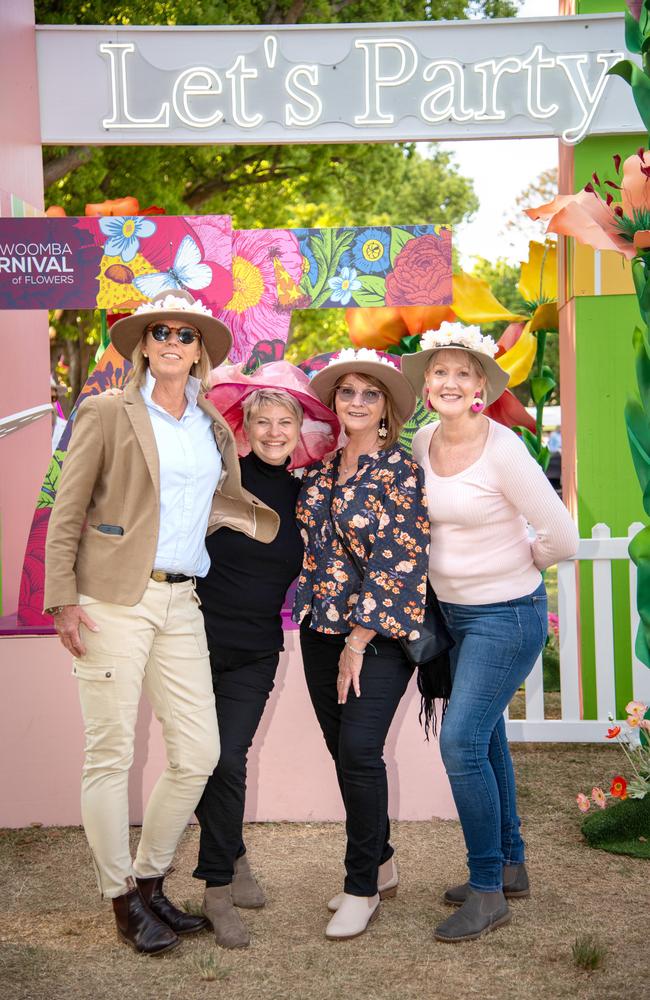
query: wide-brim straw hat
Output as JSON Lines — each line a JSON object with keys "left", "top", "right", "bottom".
{"left": 110, "top": 288, "right": 232, "bottom": 368}
{"left": 308, "top": 349, "right": 416, "bottom": 425}
{"left": 401, "top": 327, "right": 509, "bottom": 406}
{"left": 207, "top": 360, "right": 343, "bottom": 470}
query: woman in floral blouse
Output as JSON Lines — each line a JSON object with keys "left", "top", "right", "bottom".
{"left": 293, "top": 349, "right": 430, "bottom": 941}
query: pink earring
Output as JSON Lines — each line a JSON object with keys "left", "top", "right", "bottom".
{"left": 471, "top": 393, "right": 485, "bottom": 413}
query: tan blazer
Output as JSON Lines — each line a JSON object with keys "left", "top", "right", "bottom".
{"left": 44, "top": 381, "right": 280, "bottom": 609}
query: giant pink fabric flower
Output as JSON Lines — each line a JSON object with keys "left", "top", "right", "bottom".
{"left": 526, "top": 150, "right": 650, "bottom": 261}
{"left": 215, "top": 229, "right": 303, "bottom": 364}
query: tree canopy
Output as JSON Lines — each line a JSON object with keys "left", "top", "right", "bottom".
{"left": 37, "top": 0, "right": 521, "bottom": 382}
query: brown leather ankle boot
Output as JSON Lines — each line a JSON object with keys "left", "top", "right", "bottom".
{"left": 136, "top": 874, "right": 209, "bottom": 935}
{"left": 112, "top": 886, "right": 179, "bottom": 955}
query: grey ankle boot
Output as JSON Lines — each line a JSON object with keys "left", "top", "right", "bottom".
{"left": 443, "top": 863, "right": 529, "bottom": 907}
{"left": 434, "top": 887, "right": 510, "bottom": 943}
{"left": 202, "top": 886, "right": 250, "bottom": 949}
{"left": 231, "top": 854, "right": 266, "bottom": 909}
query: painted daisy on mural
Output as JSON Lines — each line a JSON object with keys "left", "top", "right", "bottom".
{"left": 99, "top": 215, "right": 157, "bottom": 263}
{"left": 328, "top": 266, "right": 361, "bottom": 305}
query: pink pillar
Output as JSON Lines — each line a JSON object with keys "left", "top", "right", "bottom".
{"left": 0, "top": 0, "right": 50, "bottom": 616}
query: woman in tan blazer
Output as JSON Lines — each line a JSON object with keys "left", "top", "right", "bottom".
{"left": 44, "top": 289, "right": 278, "bottom": 956}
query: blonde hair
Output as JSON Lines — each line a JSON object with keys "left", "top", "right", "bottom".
{"left": 326, "top": 372, "right": 402, "bottom": 449}
{"left": 127, "top": 334, "right": 212, "bottom": 391}
{"left": 242, "top": 389, "right": 304, "bottom": 430}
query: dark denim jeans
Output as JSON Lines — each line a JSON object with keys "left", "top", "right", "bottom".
{"left": 300, "top": 619, "right": 413, "bottom": 897}
{"left": 439, "top": 582, "right": 547, "bottom": 891}
{"left": 193, "top": 647, "right": 279, "bottom": 885}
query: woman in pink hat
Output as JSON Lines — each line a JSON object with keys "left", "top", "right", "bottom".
{"left": 192, "top": 360, "right": 341, "bottom": 949}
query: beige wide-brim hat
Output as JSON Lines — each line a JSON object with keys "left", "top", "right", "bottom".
{"left": 110, "top": 288, "right": 232, "bottom": 368}
{"left": 309, "top": 349, "right": 416, "bottom": 425}
{"left": 401, "top": 344, "right": 509, "bottom": 406}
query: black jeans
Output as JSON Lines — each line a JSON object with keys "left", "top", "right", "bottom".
{"left": 300, "top": 620, "right": 413, "bottom": 897}
{"left": 193, "top": 647, "right": 279, "bottom": 885}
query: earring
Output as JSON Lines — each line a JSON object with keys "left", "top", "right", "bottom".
{"left": 378, "top": 417, "right": 388, "bottom": 439}
{"left": 143, "top": 352, "right": 148, "bottom": 358}
{"left": 471, "top": 392, "right": 485, "bottom": 413}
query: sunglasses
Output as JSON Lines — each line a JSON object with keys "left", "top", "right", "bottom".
{"left": 336, "top": 386, "right": 384, "bottom": 405}
{"left": 147, "top": 323, "right": 201, "bottom": 346}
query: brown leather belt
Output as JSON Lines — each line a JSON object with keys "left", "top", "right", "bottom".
{"left": 151, "top": 571, "right": 192, "bottom": 584}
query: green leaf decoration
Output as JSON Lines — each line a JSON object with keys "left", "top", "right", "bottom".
{"left": 625, "top": 399, "right": 650, "bottom": 513}
{"left": 36, "top": 451, "right": 64, "bottom": 509}
{"left": 625, "top": 10, "right": 644, "bottom": 54}
{"left": 389, "top": 228, "right": 414, "bottom": 266}
{"left": 518, "top": 427, "right": 540, "bottom": 460}
{"left": 633, "top": 326, "right": 650, "bottom": 414}
{"left": 608, "top": 60, "right": 650, "bottom": 136}
{"left": 350, "top": 274, "right": 387, "bottom": 307}
{"left": 537, "top": 445, "right": 551, "bottom": 472}
{"left": 629, "top": 525, "right": 650, "bottom": 668}
{"left": 399, "top": 398, "right": 436, "bottom": 456}
{"left": 531, "top": 375, "right": 555, "bottom": 405}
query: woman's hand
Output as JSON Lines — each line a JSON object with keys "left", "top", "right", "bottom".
{"left": 337, "top": 626, "right": 376, "bottom": 704}
{"left": 337, "top": 645, "right": 364, "bottom": 704}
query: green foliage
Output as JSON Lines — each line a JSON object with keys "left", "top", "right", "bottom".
{"left": 581, "top": 794, "right": 650, "bottom": 859}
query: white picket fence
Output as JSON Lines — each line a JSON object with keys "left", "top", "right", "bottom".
{"left": 506, "top": 522, "right": 650, "bottom": 742}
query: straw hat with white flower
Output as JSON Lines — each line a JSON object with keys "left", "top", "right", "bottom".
{"left": 401, "top": 322, "right": 509, "bottom": 406}
{"left": 308, "top": 348, "right": 416, "bottom": 426}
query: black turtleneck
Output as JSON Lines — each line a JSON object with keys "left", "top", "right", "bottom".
{"left": 197, "top": 451, "right": 303, "bottom": 653}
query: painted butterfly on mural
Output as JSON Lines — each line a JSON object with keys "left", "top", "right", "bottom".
{"left": 133, "top": 235, "right": 212, "bottom": 297}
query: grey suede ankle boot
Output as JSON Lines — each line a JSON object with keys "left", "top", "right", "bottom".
{"left": 434, "top": 887, "right": 510, "bottom": 943}
{"left": 231, "top": 854, "right": 266, "bottom": 909}
{"left": 202, "top": 886, "right": 250, "bottom": 949}
{"left": 443, "top": 863, "right": 529, "bottom": 907}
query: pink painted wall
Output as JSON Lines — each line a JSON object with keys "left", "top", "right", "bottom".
{"left": 0, "top": 632, "right": 456, "bottom": 826}
{"left": 0, "top": 0, "right": 50, "bottom": 615}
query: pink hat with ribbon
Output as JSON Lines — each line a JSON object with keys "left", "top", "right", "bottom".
{"left": 207, "top": 360, "right": 343, "bottom": 470}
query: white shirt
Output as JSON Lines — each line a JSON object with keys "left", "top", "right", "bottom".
{"left": 141, "top": 369, "right": 221, "bottom": 577}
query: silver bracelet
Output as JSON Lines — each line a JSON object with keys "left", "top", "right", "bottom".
{"left": 344, "top": 636, "right": 367, "bottom": 655}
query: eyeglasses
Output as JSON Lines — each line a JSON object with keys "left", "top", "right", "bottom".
{"left": 147, "top": 323, "right": 201, "bottom": 346}
{"left": 336, "top": 386, "right": 384, "bottom": 405}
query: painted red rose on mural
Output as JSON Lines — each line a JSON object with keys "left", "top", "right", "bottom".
{"left": 385, "top": 231, "right": 452, "bottom": 307}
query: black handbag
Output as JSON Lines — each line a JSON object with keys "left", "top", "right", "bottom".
{"left": 329, "top": 455, "right": 453, "bottom": 737}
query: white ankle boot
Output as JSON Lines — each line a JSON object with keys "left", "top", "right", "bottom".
{"left": 325, "top": 893, "right": 380, "bottom": 940}
{"left": 328, "top": 856, "right": 398, "bottom": 912}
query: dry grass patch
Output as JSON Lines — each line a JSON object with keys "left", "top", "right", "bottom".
{"left": 0, "top": 743, "right": 646, "bottom": 1000}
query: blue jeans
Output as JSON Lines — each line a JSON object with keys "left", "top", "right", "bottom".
{"left": 439, "top": 582, "right": 547, "bottom": 892}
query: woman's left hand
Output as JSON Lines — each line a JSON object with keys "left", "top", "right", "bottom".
{"left": 337, "top": 645, "right": 364, "bottom": 704}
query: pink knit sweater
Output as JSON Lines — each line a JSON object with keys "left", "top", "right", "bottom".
{"left": 412, "top": 419, "right": 579, "bottom": 605}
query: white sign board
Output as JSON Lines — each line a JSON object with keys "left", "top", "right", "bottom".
{"left": 36, "top": 15, "right": 637, "bottom": 146}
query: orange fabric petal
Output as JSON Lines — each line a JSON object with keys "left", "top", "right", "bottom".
{"left": 85, "top": 196, "right": 140, "bottom": 217}
{"left": 621, "top": 150, "right": 650, "bottom": 218}
{"left": 398, "top": 305, "right": 455, "bottom": 335}
{"left": 527, "top": 190, "right": 635, "bottom": 260}
{"left": 346, "top": 307, "right": 408, "bottom": 349}
{"left": 633, "top": 229, "right": 650, "bottom": 249}
{"left": 45, "top": 205, "right": 67, "bottom": 217}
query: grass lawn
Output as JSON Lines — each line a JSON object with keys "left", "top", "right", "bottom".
{"left": 0, "top": 743, "right": 646, "bottom": 1000}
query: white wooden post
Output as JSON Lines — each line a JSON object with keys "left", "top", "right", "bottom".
{"left": 557, "top": 557, "right": 580, "bottom": 719}
{"left": 591, "top": 523, "right": 617, "bottom": 720}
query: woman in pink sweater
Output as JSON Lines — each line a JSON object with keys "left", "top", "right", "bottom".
{"left": 403, "top": 325, "right": 578, "bottom": 944}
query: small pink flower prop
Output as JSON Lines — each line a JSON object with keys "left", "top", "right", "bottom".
{"left": 548, "top": 613, "right": 559, "bottom": 636}
{"left": 625, "top": 700, "right": 647, "bottom": 720}
{"left": 576, "top": 793, "right": 591, "bottom": 813}
{"left": 591, "top": 787, "right": 607, "bottom": 809}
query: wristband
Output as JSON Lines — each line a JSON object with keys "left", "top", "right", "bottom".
{"left": 344, "top": 636, "right": 367, "bottom": 655}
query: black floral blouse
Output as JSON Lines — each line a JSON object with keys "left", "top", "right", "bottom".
{"left": 293, "top": 445, "right": 430, "bottom": 638}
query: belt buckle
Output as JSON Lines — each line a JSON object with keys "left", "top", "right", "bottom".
{"left": 151, "top": 570, "right": 167, "bottom": 583}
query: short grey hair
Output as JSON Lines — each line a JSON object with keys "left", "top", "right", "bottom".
{"left": 242, "top": 389, "right": 304, "bottom": 430}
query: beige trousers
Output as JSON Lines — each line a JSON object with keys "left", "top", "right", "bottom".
{"left": 73, "top": 579, "right": 219, "bottom": 899}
